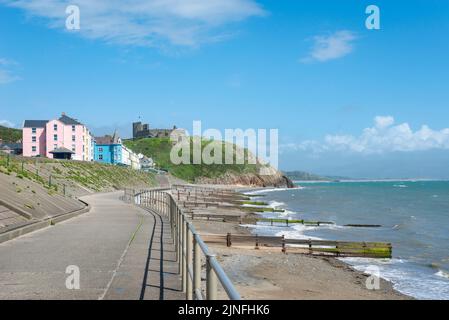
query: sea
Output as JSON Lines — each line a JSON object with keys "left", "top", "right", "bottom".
{"left": 243, "top": 180, "right": 449, "bottom": 300}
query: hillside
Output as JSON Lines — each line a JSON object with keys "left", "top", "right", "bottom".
{"left": 0, "top": 125, "right": 22, "bottom": 143}
{"left": 124, "top": 138, "right": 293, "bottom": 187}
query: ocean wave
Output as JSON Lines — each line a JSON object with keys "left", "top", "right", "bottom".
{"left": 393, "top": 184, "right": 408, "bottom": 188}
{"left": 268, "top": 201, "right": 286, "bottom": 208}
{"left": 435, "top": 270, "right": 449, "bottom": 279}
{"left": 245, "top": 186, "right": 304, "bottom": 195}
{"left": 341, "top": 257, "right": 449, "bottom": 300}
{"left": 275, "top": 225, "right": 322, "bottom": 240}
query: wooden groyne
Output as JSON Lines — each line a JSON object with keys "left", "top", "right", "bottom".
{"left": 256, "top": 218, "right": 335, "bottom": 227}
{"left": 202, "top": 233, "right": 392, "bottom": 258}
{"left": 171, "top": 185, "right": 392, "bottom": 259}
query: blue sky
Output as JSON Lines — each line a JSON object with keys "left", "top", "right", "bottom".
{"left": 1, "top": 0, "right": 449, "bottom": 178}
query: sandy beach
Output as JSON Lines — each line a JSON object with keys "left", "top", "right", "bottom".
{"left": 188, "top": 185, "right": 412, "bottom": 300}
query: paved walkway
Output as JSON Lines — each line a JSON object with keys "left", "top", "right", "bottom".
{"left": 0, "top": 192, "right": 184, "bottom": 300}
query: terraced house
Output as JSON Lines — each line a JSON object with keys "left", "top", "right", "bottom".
{"left": 23, "top": 113, "right": 94, "bottom": 161}
{"left": 94, "top": 131, "right": 141, "bottom": 170}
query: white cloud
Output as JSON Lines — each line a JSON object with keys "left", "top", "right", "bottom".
{"left": 283, "top": 116, "right": 449, "bottom": 154}
{"left": 1, "top": 0, "right": 266, "bottom": 47}
{"left": 301, "top": 30, "right": 357, "bottom": 63}
{"left": 0, "top": 58, "right": 20, "bottom": 84}
{"left": 0, "top": 120, "right": 15, "bottom": 128}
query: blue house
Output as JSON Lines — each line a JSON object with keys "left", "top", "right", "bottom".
{"left": 94, "top": 131, "right": 123, "bottom": 165}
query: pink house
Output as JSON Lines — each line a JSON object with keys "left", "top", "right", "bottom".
{"left": 23, "top": 113, "right": 94, "bottom": 161}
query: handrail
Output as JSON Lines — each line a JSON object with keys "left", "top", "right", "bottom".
{"left": 129, "top": 187, "right": 241, "bottom": 301}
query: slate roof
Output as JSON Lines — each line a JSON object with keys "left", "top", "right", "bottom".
{"left": 95, "top": 135, "right": 113, "bottom": 145}
{"left": 59, "top": 114, "right": 82, "bottom": 125}
{"left": 23, "top": 120, "right": 48, "bottom": 128}
{"left": 95, "top": 130, "right": 121, "bottom": 145}
{"left": 0, "top": 143, "right": 22, "bottom": 150}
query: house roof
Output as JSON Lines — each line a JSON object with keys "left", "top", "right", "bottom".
{"left": 95, "top": 131, "right": 121, "bottom": 145}
{"left": 95, "top": 135, "right": 113, "bottom": 145}
{"left": 59, "top": 114, "right": 82, "bottom": 125}
{"left": 23, "top": 120, "right": 48, "bottom": 128}
{"left": 49, "top": 147, "right": 75, "bottom": 154}
{"left": 0, "top": 143, "right": 22, "bottom": 150}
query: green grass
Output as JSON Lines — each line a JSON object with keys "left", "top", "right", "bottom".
{"left": 124, "top": 137, "right": 263, "bottom": 183}
{"left": 0, "top": 125, "right": 22, "bottom": 143}
{"left": 0, "top": 152, "right": 157, "bottom": 194}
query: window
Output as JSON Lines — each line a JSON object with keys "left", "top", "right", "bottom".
{"left": 32, "top": 128, "right": 36, "bottom": 134}
{"left": 54, "top": 144, "right": 58, "bottom": 150}
{"left": 72, "top": 125, "right": 76, "bottom": 132}
{"left": 72, "top": 135, "right": 76, "bottom": 142}
{"left": 54, "top": 134, "right": 58, "bottom": 141}
{"left": 99, "top": 147, "right": 103, "bottom": 152}
{"left": 32, "top": 146, "right": 36, "bottom": 152}
{"left": 72, "top": 145, "right": 76, "bottom": 152}
{"left": 53, "top": 124, "right": 57, "bottom": 131}
{"left": 32, "top": 136, "right": 36, "bottom": 142}
{"left": 99, "top": 155, "right": 103, "bottom": 160}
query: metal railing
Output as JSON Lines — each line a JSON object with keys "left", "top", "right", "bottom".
{"left": 127, "top": 188, "right": 241, "bottom": 301}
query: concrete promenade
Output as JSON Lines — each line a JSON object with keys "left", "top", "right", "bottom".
{"left": 0, "top": 191, "right": 183, "bottom": 300}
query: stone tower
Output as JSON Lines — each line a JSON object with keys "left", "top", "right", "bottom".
{"left": 132, "top": 122, "right": 143, "bottom": 139}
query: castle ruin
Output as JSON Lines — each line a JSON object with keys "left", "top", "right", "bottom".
{"left": 132, "top": 122, "right": 177, "bottom": 139}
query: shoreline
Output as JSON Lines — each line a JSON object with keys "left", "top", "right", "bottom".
{"left": 190, "top": 185, "right": 411, "bottom": 300}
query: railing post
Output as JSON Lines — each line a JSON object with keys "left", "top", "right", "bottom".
{"left": 193, "top": 235, "right": 201, "bottom": 299}
{"left": 186, "top": 223, "right": 193, "bottom": 300}
{"left": 182, "top": 215, "right": 187, "bottom": 292}
{"left": 206, "top": 254, "right": 218, "bottom": 300}
{"left": 178, "top": 209, "right": 182, "bottom": 272}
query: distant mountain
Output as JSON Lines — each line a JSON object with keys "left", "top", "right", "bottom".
{"left": 0, "top": 125, "right": 22, "bottom": 143}
{"left": 283, "top": 171, "right": 329, "bottom": 181}
{"left": 283, "top": 171, "right": 351, "bottom": 181}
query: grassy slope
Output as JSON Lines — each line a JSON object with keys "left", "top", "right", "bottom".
{"left": 0, "top": 126, "right": 22, "bottom": 143}
{"left": 124, "top": 138, "right": 260, "bottom": 183}
{"left": 0, "top": 153, "right": 157, "bottom": 194}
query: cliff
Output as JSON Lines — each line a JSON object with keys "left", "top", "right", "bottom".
{"left": 196, "top": 170, "right": 294, "bottom": 188}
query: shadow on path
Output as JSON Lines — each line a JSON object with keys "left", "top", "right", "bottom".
{"left": 139, "top": 207, "right": 183, "bottom": 300}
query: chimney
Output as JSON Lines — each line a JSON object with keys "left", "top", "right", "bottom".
{"left": 62, "top": 112, "right": 66, "bottom": 116}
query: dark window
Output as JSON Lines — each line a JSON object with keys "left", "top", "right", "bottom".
{"left": 72, "top": 125, "right": 76, "bottom": 132}
{"left": 72, "top": 135, "right": 76, "bottom": 142}
{"left": 99, "top": 155, "right": 103, "bottom": 160}
{"left": 32, "top": 128, "right": 36, "bottom": 134}
{"left": 54, "top": 134, "right": 58, "bottom": 141}
{"left": 32, "top": 136, "right": 36, "bottom": 142}
{"left": 54, "top": 124, "right": 57, "bottom": 131}
{"left": 32, "top": 146, "right": 36, "bottom": 152}
{"left": 99, "top": 147, "right": 103, "bottom": 152}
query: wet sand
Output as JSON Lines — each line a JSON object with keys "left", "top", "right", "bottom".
{"left": 193, "top": 219, "right": 411, "bottom": 300}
